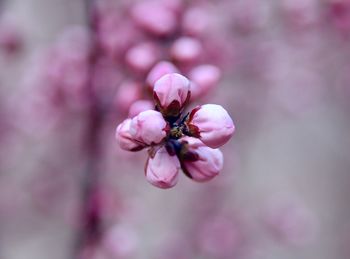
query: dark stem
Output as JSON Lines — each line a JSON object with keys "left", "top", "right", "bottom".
{"left": 74, "top": 0, "right": 104, "bottom": 257}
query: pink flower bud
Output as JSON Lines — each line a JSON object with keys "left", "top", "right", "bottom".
{"left": 181, "top": 137, "right": 223, "bottom": 182}
{"left": 145, "top": 146, "right": 180, "bottom": 189}
{"left": 153, "top": 73, "right": 191, "bottom": 117}
{"left": 189, "top": 65, "right": 221, "bottom": 100}
{"left": 114, "top": 80, "right": 142, "bottom": 112}
{"left": 115, "top": 119, "right": 145, "bottom": 151}
{"left": 128, "top": 100, "right": 154, "bottom": 118}
{"left": 130, "top": 110, "right": 168, "bottom": 145}
{"left": 125, "top": 42, "right": 159, "bottom": 74}
{"left": 170, "top": 37, "right": 202, "bottom": 63}
{"left": 131, "top": 2, "right": 177, "bottom": 36}
{"left": 146, "top": 61, "right": 179, "bottom": 90}
{"left": 186, "top": 104, "right": 234, "bottom": 148}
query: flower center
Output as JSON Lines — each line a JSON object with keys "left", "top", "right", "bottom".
{"left": 169, "top": 126, "right": 184, "bottom": 139}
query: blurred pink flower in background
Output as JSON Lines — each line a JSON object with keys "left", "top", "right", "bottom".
{"left": 262, "top": 197, "right": 318, "bottom": 246}
{"left": 197, "top": 215, "right": 241, "bottom": 258}
{"left": 170, "top": 36, "right": 202, "bottom": 64}
{"left": 146, "top": 61, "right": 179, "bottom": 90}
{"left": 131, "top": 1, "right": 178, "bottom": 37}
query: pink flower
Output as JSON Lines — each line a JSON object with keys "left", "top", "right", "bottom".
{"left": 145, "top": 146, "right": 180, "bottom": 189}
{"left": 189, "top": 65, "right": 221, "bottom": 100}
{"left": 181, "top": 137, "right": 223, "bottom": 182}
{"left": 146, "top": 61, "right": 179, "bottom": 89}
{"left": 115, "top": 119, "right": 145, "bottom": 151}
{"left": 125, "top": 42, "right": 160, "bottom": 74}
{"left": 128, "top": 100, "right": 154, "bottom": 118}
{"left": 114, "top": 70, "right": 235, "bottom": 188}
{"left": 186, "top": 104, "right": 234, "bottom": 148}
{"left": 153, "top": 73, "right": 191, "bottom": 117}
{"left": 170, "top": 37, "right": 202, "bottom": 63}
{"left": 129, "top": 110, "right": 168, "bottom": 145}
{"left": 131, "top": 1, "right": 177, "bottom": 36}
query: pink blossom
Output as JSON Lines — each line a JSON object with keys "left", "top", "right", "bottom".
{"left": 181, "top": 137, "right": 223, "bottom": 182}
{"left": 146, "top": 61, "right": 179, "bottom": 89}
{"left": 131, "top": 1, "right": 177, "bottom": 36}
{"left": 128, "top": 100, "right": 154, "bottom": 118}
{"left": 153, "top": 73, "right": 191, "bottom": 116}
{"left": 186, "top": 104, "right": 234, "bottom": 148}
{"left": 189, "top": 65, "right": 221, "bottom": 100}
{"left": 114, "top": 70, "right": 234, "bottom": 188}
{"left": 145, "top": 146, "right": 180, "bottom": 189}
{"left": 170, "top": 37, "right": 202, "bottom": 63}
{"left": 125, "top": 42, "right": 160, "bottom": 74}
{"left": 129, "top": 110, "right": 168, "bottom": 145}
{"left": 115, "top": 119, "right": 145, "bottom": 151}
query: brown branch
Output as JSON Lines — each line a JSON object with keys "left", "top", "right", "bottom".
{"left": 73, "top": 0, "right": 104, "bottom": 257}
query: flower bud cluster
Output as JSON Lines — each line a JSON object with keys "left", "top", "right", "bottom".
{"left": 93, "top": 0, "right": 226, "bottom": 115}
{"left": 23, "top": 1, "right": 229, "bottom": 129}
{"left": 116, "top": 73, "right": 235, "bottom": 189}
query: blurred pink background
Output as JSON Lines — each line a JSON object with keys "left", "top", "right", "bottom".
{"left": 0, "top": 0, "right": 350, "bottom": 259}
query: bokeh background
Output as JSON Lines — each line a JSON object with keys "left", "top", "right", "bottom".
{"left": 0, "top": 0, "right": 350, "bottom": 259}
